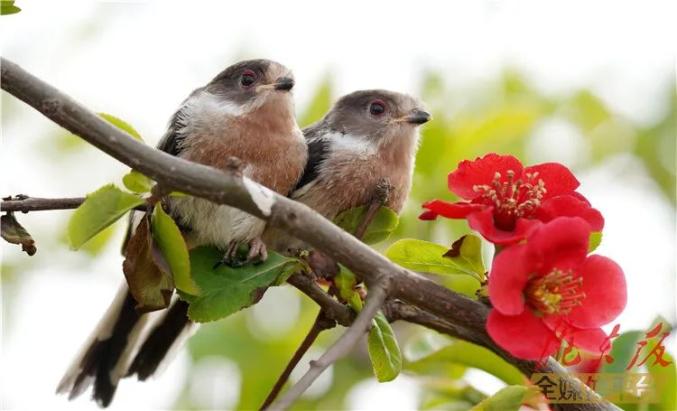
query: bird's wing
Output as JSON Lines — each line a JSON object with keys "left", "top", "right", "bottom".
{"left": 293, "top": 126, "right": 331, "bottom": 192}
{"left": 156, "top": 89, "right": 200, "bottom": 156}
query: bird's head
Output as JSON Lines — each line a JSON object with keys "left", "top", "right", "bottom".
{"left": 324, "top": 89, "right": 430, "bottom": 148}
{"left": 205, "top": 59, "right": 295, "bottom": 115}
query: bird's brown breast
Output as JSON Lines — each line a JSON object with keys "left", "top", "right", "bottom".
{"left": 179, "top": 98, "right": 307, "bottom": 195}
{"left": 296, "top": 149, "right": 412, "bottom": 221}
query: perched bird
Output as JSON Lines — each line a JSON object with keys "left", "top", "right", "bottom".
{"left": 114, "top": 90, "right": 430, "bottom": 398}
{"left": 57, "top": 59, "right": 307, "bottom": 407}
{"left": 266, "top": 89, "right": 431, "bottom": 253}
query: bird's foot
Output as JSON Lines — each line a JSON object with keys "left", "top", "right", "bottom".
{"left": 246, "top": 237, "right": 268, "bottom": 265}
{"left": 213, "top": 238, "right": 268, "bottom": 268}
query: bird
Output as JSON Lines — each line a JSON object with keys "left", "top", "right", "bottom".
{"left": 112, "top": 89, "right": 430, "bottom": 399}
{"left": 266, "top": 89, "right": 431, "bottom": 253}
{"left": 56, "top": 59, "right": 307, "bottom": 407}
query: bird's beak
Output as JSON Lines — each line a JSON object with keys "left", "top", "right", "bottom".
{"left": 273, "top": 77, "right": 295, "bottom": 91}
{"left": 257, "top": 77, "right": 295, "bottom": 92}
{"left": 396, "top": 109, "right": 431, "bottom": 125}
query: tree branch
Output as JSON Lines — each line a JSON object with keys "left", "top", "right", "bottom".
{"left": 0, "top": 196, "right": 149, "bottom": 213}
{"left": 0, "top": 57, "right": 619, "bottom": 411}
{"left": 267, "top": 283, "right": 389, "bottom": 411}
{"left": 287, "top": 273, "right": 354, "bottom": 327}
{"left": 263, "top": 188, "right": 392, "bottom": 408}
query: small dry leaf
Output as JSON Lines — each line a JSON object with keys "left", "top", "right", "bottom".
{"left": 122, "top": 215, "right": 173, "bottom": 313}
{"left": 1, "top": 213, "right": 37, "bottom": 256}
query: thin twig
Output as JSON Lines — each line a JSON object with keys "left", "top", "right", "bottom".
{"left": 259, "top": 312, "right": 336, "bottom": 410}
{"left": 1, "top": 196, "right": 85, "bottom": 212}
{"left": 0, "top": 196, "right": 149, "bottom": 213}
{"left": 353, "top": 179, "right": 392, "bottom": 240}
{"left": 287, "top": 273, "right": 353, "bottom": 326}
{"left": 267, "top": 283, "right": 388, "bottom": 411}
{"left": 263, "top": 195, "right": 391, "bottom": 408}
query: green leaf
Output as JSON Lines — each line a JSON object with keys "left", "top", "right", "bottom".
{"left": 122, "top": 170, "right": 153, "bottom": 193}
{"left": 79, "top": 223, "right": 117, "bottom": 256}
{"left": 68, "top": 184, "right": 145, "bottom": 250}
{"left": 469, "top": 385, "right": 538, "bottom": 411}
{"left": 368, "top": 311, "right": 402, "bottom": 382}
{"left": 334, "top": 266, "right": 363, "bottom": 310}
{"left": 334, "top": 206, "right": 399, "bottom": 244}
{"left": 122, "top": 215, "right": 173, "bottom": 312}
{"left": 407, "top": 340, "right": 525, "bottom": 386}
{"left": 589, "top": 231, "right": 602, "bottom": 252}
{"left": 386, "top": 236, "right": 485, "bottom": 281}
{"left": 99, "top": 112, "right": 143, "bottom": 141}
{"left": 151, "top": 204, "right": 200, "bottom": 296}
{"left": 649, "top": 349, "right": 676, "bottom": 411}
{"left": 184, "top": 246, "right": 303, "bottom": 322}
{"left": 601, "top": 330, "right": 643, "bottom": 374}
{"left": 1, "top": 1, "right": 21, "bottom": 15}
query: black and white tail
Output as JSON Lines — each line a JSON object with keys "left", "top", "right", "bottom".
{"left": 126, "top": 300, "right": 194, "bottom": 381}
{"left": 57, "top": 285, "right": 196, "bottom": 407}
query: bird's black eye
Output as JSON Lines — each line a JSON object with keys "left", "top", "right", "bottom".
{"left": 369, "top": 100, "right": 386, "bottom": 116}
{"left": 240, "top": 69, "right": 257, "bottom": 88}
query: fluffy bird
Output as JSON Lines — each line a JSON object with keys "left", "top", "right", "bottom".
{"left": 266, "top": 89, "right": 430, "bottom": 252}
{"left": 57, "top": 59, "right": 307, "bottom": 407}
{"left": 112, "top": 90, "right": 430, "bottom": 396}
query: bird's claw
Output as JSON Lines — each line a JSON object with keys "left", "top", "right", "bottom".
{"left": 213, "top": 238, "right": 268, "bottom": 269}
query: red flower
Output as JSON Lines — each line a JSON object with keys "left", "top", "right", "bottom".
{"left": 486, "top": 217, "right": 626, "bottom": 360}
{"left": 420, "top": 154, "right": 604, "bottom": 244}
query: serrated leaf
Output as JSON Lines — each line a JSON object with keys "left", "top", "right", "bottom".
{"left": 334, "top": 206, "right": 399, "bottom": 244}
{"left": 123, "top": 170, "right": 153, "bottom": 193}
{"left": 407, "top": 340, "right": 524, "bottom": 386}
{"left": 151, "top": 204, "right": 199, "bottom": 295}
{"left": 185, "top": 246, "right": 303, "bottom": 322}
{"left": 68, "top": 184, "right": 145, "bottom": 249}
{"left": 122, "top": 215, "right": 173, "bottom": 312}
{"left": 368, "top": 311, "right": 402, "bottom": 382}
{"left": 386, "top": 237, "right": 485, "bottom": 281}
{"left": 99, "top": 112, "right": 143, "bottom": 141}
{"left": 1, "top": 214, "right": 36, "bottom": 255}
{"left": 469, "top": 385, "right": 538, "bottom": 411}
{"left": 589, "top": 231, "right": 602, "bottom": 252}
{"left": 1, "top": 1, "right": 21, "bottom": 15}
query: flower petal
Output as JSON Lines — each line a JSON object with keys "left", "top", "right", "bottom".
{"left": 418, "top": 210, "right": 438, "bottom": 221}
{"left": 566, "top": 255, "right": 627, "bottom": 328}
{"left": 526, "top": 217, "right": 591, "bottom": 273}
{"left": 488, "top": 244, "right": 529, "bottom": 315}
{"left": 525, "top": 162, "right": 579, "bottom": 199}
{"left": 421, "top": 200, "right": 486, "bottom": 219}
{"left": 543, "top": 317, "right": 610, "bottom": 354}
{"left": 567, "top": 328, "right": 609, "bottom": 354}
{"left": 487, "top": 310, "right": 560, "bottom": 360}
{"left": 448, "top": 153, "right": 523, "bottom": 199}
{"left": 467, "top": 208, "right": 541, "bottom": 245}
{"left": 535, "top": 195, "right": 605, "bottom": 232}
